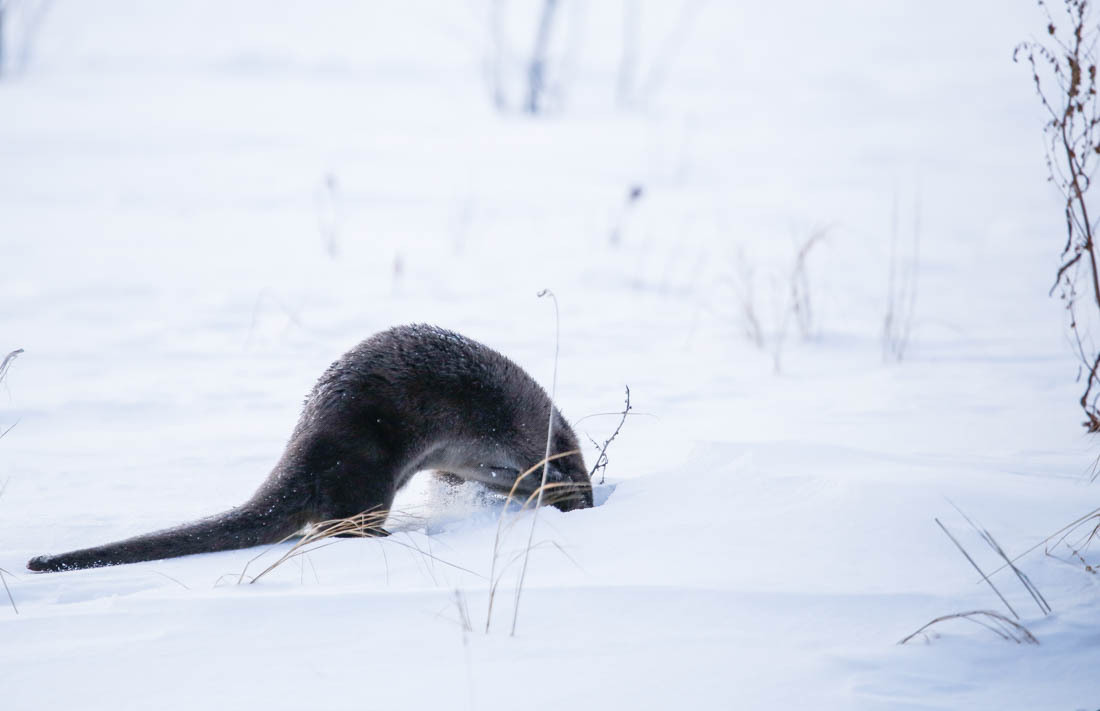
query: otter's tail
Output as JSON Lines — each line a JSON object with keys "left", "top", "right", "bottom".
{"left": 26, "top": 499, "right": 309, "bottom": 573}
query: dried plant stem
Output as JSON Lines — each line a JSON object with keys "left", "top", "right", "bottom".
{"left": 511, "top": 288, "right": 559, "bottom": 636}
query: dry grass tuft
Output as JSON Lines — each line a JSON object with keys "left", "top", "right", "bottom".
{"left": 484, "top": 449, "right": 581, "bottom": 633}
{"left": 1044, "top": 506, "right": 1100, "bottom": 573}
{"left": 985, "top": 505, "right": 1100, "bottom": 577}
{"left": 935, "top": 517, "right": 1019, "bottom": 620}
{"left": 899, "top": 610, "right": 1038, "bottom": 645}
{"left": 946, "top": 501, "right": 1051, "bottom": 615}
{"left": 237, "top": 508, "right": 481, "bottom": 585}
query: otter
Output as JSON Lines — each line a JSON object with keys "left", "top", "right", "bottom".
{"left": 27, "top": 324, "right": 592, "bottom": 572}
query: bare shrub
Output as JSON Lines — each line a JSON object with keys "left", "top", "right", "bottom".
{"left": 483, "top": 0, "right": 565, "bottom": 114}
{"left": 1016, "top": 0, "right": 1100, "bottom": 429}
{"left": 615, "top": 0, "right": 707, "bottom": 108}
{"left": 524, "top": 0, "right": 559, "bottom": 114}
{"left": 722, "top": 229, "right": 826, "bottom": 372}
{"left": 484, "top": 0, "right": 704, "bottom": 114}
{"left": 882, "top": 195, "right": 920, "bottom": 363}
{"left": 728, "top": 247, "right": 765, "bottom": 348}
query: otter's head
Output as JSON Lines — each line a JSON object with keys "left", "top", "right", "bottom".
{"left": 540, "top": 415, "right": 593, "bottom": 512}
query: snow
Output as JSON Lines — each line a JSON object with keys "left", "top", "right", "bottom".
{"left": 2, "top": 1, "right": 1100, "bottom": 708}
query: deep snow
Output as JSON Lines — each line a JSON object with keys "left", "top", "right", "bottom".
{"left": 2, "top": 1, "right": 1100, "bottom": 709}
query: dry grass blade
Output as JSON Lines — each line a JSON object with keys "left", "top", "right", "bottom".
{"left": 0, "top": 349, "right": 23, "bottom": 441}
{"left": 148, "top": 570, "right": 190, "bottom": 591}
{"left": 1046, "top": 509, "right": 1100, "bottom": 572}
{"left": 898, "top": 610, "right": 1038, "bottom": 645}
{"left": 509, "top": 288, "right": 561, "bottom": 636}
{"left": 454, "top": 588, "right": 472, "bottom": 634}
{"left": 947, "top": 501, "right": 1051, "bottom": 616}
{"left": 935, "top": 517, "right": 1018, "bottom": 620}
{"left": 0, "top": 420, "right": 20, "bottom": 441}
{"left": 986, "top": 505, "right": 1100, "bottom": 578}
{"left": 0, "top": 567, "right": 17, "bottom": 614}
{"left": 237, "top": 508, "right": 481, "bottom": 585}
{"left": 986, "top": 531, "right": 1051, "bottom": 615}
{"left": 0, "top": 348, "right": 23, "bottom": 384}
{"left": 0, "top": 344, "right": 17, "bottom": 615}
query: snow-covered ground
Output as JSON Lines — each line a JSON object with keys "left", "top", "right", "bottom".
{"left": 3, "top": 1, "right": 1099, "bottom": 708}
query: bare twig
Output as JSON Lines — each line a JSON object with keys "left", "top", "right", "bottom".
{"left": 587, "top": 385, "right": 631, "bottom": 486}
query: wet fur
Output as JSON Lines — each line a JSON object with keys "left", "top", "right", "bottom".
{"left": 27, "top": 325, "right": 591, "bottom": 572}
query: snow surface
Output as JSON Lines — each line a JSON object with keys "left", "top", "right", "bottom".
{"left": 2, "top": 1, "right": 1100, "bottom": 708}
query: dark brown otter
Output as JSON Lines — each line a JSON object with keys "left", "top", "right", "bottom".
{"left": 27, "top": 324, "right": 591, "bottom": 572}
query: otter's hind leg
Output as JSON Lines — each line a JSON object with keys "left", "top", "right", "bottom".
{"left": 283, "top": 433, "right": 399, "bottom": 534}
